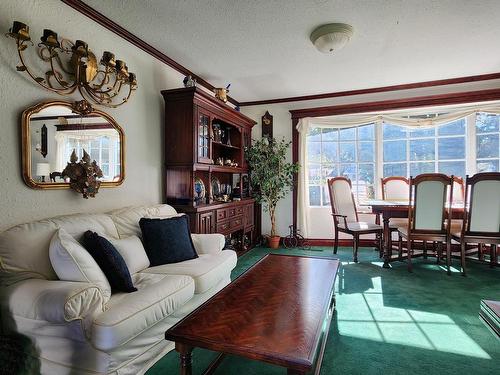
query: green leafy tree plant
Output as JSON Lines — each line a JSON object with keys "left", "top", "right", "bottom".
{"left": 246, "top": 137, "right": 300, "bottom": 239}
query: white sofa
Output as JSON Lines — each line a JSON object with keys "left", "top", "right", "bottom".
{"left": 0, "top": 204, "right": 237, "bottom": 375}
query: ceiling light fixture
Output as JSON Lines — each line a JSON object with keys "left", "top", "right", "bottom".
{"left": 310, "top": 23, "right": 354, "bottom": 54}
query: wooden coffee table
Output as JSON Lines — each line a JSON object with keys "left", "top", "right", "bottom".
{"left": 165, "top": 254, "right": 340, "bottom": 375}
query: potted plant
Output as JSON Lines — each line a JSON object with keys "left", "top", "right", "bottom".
{"left": 246, "top": 137, "right": 299, "bottom": 249}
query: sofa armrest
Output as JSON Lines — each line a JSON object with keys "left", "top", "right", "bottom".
{"left": 5, "top": 279, "right": 105, "bottom": 323}
{"left": 191, "top": 233, "right": 225, "bottom": 255}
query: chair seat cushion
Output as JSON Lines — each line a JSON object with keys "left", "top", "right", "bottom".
{"left": 91, "top": 273, "right": 194, "bottom": 351}
{"left": 142, "top": 250, "right": 237, "bottom": 294}
{"left": 340, "top": 222, "right": 382, "bottom": 232}
{"left": 389, "top": 218, "right": 408, "bottom": 229}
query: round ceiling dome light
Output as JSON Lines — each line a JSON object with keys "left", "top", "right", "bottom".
{"left": 310, "top": 23, "right": 354, "bottom": 54}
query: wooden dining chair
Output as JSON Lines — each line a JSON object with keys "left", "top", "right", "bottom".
{"left": 397, "top": 173, "right": 454, "bottom": 274}
{"left": 327, "top": 177, "right": 383, "bottom": 262}
{"left": 381, "top": 176, "right": 410, "bottom": 201}
{"left": 451, "top": 172, "right": 500, "bottom": 275}
{"left": 447, "top": 176, "right": 466, "bottom": 239}
{"left": 380, "top": 176, "right": 410, "bottom": 249}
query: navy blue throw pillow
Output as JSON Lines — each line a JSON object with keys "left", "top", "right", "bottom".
{"left": 82, "top": 231, "right": 137, "bottom": 293}
{"left": 139, "top": 215, "right": 198, "bottom": 266}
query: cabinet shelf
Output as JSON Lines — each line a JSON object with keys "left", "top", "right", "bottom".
{"left": 212, "top": 141, "right": 240, "bottom": 150}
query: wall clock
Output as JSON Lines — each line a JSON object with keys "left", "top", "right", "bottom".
{"left": 262, "top": 111, "right": 273, "bottom": 139}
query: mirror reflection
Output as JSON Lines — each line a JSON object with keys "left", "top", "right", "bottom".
{"left": 24, "top": 102, "right": 124, "bottom": 188}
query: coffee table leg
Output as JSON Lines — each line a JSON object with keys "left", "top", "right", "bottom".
{"left": 176, "top": 343, "right": 193, "bottom": 375}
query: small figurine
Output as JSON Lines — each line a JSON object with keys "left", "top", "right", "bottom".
{"left": 183, "top": 75, "right": 196, "bottom": 88}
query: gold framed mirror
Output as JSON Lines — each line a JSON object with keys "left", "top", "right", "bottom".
{"left": 22, "top": 100, "right": 125, "bottom": 189}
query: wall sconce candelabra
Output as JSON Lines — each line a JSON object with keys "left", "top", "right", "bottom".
{"left": 6, "top": 21, "right": 138, "bottom": 108}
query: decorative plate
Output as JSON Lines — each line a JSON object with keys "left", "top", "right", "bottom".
{"left": 194, "top": 177, "right": 205, "bottom": 201}
{"left": 211, "top": 176, "right": 221, "bottom": 199}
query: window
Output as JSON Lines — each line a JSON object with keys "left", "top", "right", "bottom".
{"left": 382, "top": 119, "right": 467, "bottom": 178}
{"left": 307, "top": 124, "right": 375, "bottom": 206}
{"left": 63, "top": 135, "right": 121, "bottom": 179}
{"left": 476, "top": 112, "right": 500, "bottom": 172}
{"left": 306, "top": 111, "right": 500, "bottom": 207}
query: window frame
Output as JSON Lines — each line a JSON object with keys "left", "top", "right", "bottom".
{"left": 307, "top": 112, "right": 499, "bottom": 207}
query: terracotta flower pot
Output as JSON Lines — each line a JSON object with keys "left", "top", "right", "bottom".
{"left": 268, "top": 235, "right": 281, "bottom": 249}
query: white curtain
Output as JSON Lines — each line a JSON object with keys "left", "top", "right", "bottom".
{"left": 296, "top": 101, "right": 500, "bottom": 237}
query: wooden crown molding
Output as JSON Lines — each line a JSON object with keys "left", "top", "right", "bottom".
{"left": 240, "top": 72, "right": 500, "bottom": 107}
{"left": 60, "top": 0, "right": 239, "bottom": 106}
{"left": 289, "top": 87, "right": 500, "bottom": 119}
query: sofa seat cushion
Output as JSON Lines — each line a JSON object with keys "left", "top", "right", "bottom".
{"left": 91, "top": 273, "right": 194, "bottom": 351}
{"left": 142, "top": 250, "right": 237, "bottom": 294}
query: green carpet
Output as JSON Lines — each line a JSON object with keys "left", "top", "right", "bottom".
{"left": 147, "top": 247, "right": 500, "bottom": 374}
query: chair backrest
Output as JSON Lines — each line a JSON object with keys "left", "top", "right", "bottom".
{"left": 327, "top": 177, "right": 358, "bottom": 223}
{"left": 449, "top": 176, "right": 465, "bottom": 203}
{"left": 409, "top": 173, "right": 452, "bottom": 232}
{"left": 381, "top": 176, "right": 409, "bottom": 200}
{"left": 464, "top": 173, "right": 500, "bottom": 234}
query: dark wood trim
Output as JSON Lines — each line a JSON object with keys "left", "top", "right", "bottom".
{"left": 31, "top": 114, "right": 102, "bottom": 121}
{"left": 292, "top": 118, "right": 299, "bottom": 231}
{"left": 55, "top": 123, "right": 114, "bottom": 131}
{"left": 240, "top": 72, "right": 500, "bottom": 107}
{"left": 60, "top": 0, "right": 239, "bottom": 106}
{"left": 290, "top": 88, "right": 500, "bottom": 236}
{"left": 290, "top": 88, "right": 500, "bottom": 119}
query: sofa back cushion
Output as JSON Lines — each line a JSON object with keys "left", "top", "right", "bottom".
{"left": 49, "top": 228, "right": 112, "bottom": 300}
{"left": 0, "top": 220, "right": 59, "bottom": 284}
{"left": 0, "top": 213, "right": 119, "bottom": 286}
{"left": 105, "top": 235, "right": 150, "bottom": 274}
{"left": 51, "top": 213, "right": 119, "bottom": 240}
{"left": 109, "top": 204, "right": 178, "bottom": 238}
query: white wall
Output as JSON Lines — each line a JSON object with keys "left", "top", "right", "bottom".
{"left": 241, "top": 79, "right": 500, "bottom": 238}
{"left": 0, "top": 0, "right": 187, "bottom": 231}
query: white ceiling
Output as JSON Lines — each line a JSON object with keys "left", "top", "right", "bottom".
{"left": 83, "top": 0, "right": 500, "bottom": 103}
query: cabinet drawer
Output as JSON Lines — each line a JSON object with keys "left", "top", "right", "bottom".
{"left": 230, "top": 217, "right": 243, "bottom": 229}
{"left": 235, "top": 206, "right": 244, "bottom": 215}
{"left": 228, "top": 208, "right": 237, "bottom": 217}
{"left": 216, "top": 209, "right": 227, "bottom": 221}
{"left": 216, "top": 221, "right": 230, "bottom": 233}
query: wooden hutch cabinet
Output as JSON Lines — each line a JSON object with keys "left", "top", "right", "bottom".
{"left": 161, "top": 87, "right": 257, "bottom": 252}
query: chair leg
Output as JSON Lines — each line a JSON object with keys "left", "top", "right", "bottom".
{"left": 423, "top": 241, "right": 428, "bottom": 259}
{"left": 334, "top": 227, "right": 339, "bottom": 254}
{"left": 378, "top": 231, "right": 383, "bottom": 259}
{"left": 461, "top": 241, "right": 467, "bottom": 276}
{"left": 407, "top": 238, "right": 413, "bottom": 272}
{"left": 398, "top": 235, "right": 403, "bottom": 261}
{"left": 491, "top": 245, "right": 498, "bottom": 268}
{"left": 436, "top": 242, "right": 442, "bottom": 264}
{"left": 353, "top": 234, "right": 359, "bottom": 263}
{"left": 446, "top": 239, "right": 451, "bottom": 276}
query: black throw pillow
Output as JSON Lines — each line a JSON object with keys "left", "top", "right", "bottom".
{"left": 139, "top": 215, "right": 198, "bottom": 266}
{"left": 82, "top": 231, "right": 137, "bottom": 293}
